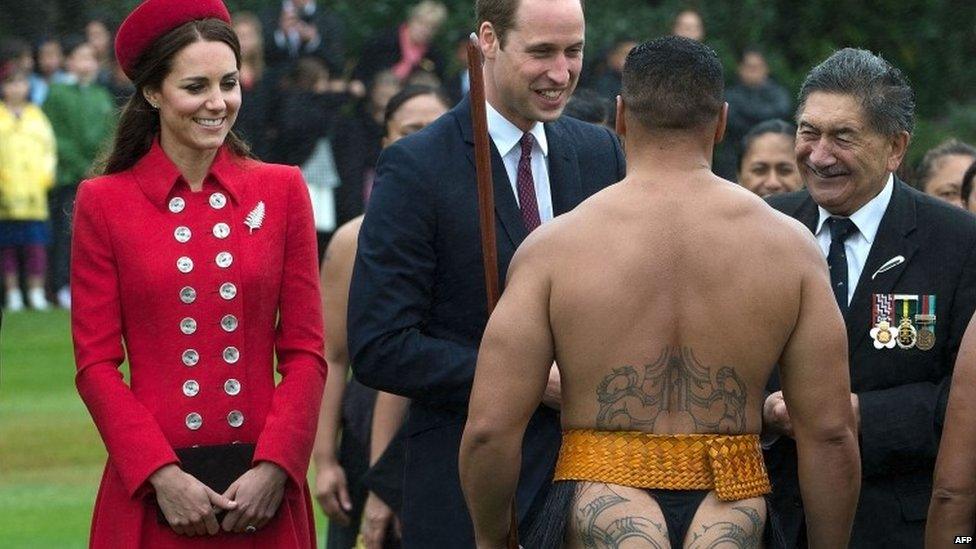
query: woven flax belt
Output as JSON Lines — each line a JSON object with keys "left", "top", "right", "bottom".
{"left": 553, "top": 430, "right": 771, "bottom": 501}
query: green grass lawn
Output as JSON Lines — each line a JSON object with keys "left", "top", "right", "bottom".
{"left": 0, "top": 309, "right": 329, "bottom": 547}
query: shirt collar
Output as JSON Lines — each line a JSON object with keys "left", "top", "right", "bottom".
{"left": 485, "top": 101, "right": 548, "bottom": 158}
{"left": 132, "top": 138, "right": 244, "bottom": 209}
{"left": 815, "top": 173, "right": 894, "bottom": 244}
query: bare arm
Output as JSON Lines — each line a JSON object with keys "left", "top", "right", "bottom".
{"left": 312, "top": 220, "right": 360, "bottom": 525}
{"left": 927, "top": 312, "right": 976, "bottom": 548}
{"left": 460, "top": 238, "right": 554, "bottom": 548}
{"left": 778, "top": 232, "right": 860, "bottom": 549}
{"left": 369, "top": 391, "right": 410, "bottom": 465}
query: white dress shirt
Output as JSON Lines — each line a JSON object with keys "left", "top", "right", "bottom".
{"left": 486, "top": 102, "right": 554, "bottom": 224}
{"left": 815, "top": 174, "right": 895, "bottom": 305}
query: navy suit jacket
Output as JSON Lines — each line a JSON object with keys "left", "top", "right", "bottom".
{"left": 765, "top": 180, "right": 976, "bottom": 548}
{"left": 347, "top": 96, "right": 625, "bottom": 547}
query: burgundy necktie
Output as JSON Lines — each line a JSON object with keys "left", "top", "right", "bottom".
{"left": 517, "top": 133, "right": 542, "bottom": 232}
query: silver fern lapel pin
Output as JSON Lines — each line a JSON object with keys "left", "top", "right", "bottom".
{"left": 244, "top": 201, "right": 265, "bottom": 234}
{"left": 871, "top": 255, "right": 905, "bottom": 280}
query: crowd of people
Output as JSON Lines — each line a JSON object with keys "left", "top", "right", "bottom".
{"left": 7, "top": 0, "right": 976, "bottom": 548}
{"left": 2, "top": 3, "right": 973, "bottom": 315}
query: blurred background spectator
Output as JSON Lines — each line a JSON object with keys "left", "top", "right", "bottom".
{"left": 0, "top": 62, "right": 56, "bottom": 312}
{"left": 590, "top": 38, "right": 636, "bottom": 107}
{"left": 737, "top": 119, "right": 801, "bottom": 198}
{"left": 41, "top": 36, "right": 115, "bottom": 309}
{"left": 273, "top": 57, "right": 352, "bottom": 258}
{"left": 672, "top": 8, "right": 705, "bottom": 42}
{"left": 232, "top": 11, "right": 276, "bottom": 158}
{"left": 352, "top": 1, "right": 448, "bottom": 87}
{"left": 333, "top": 70, "right": 401, "bottom": 228}
{"left": 261, "top": 0, "right": 346, "bottom": 78}
{"left": 915, "top": 139, "right": 976, "bottom": 208}
{"left": 29, "top": 37, "right": 70, "bottom": 105}
{"left": 714, "top": 47, "right": 793, "bottom": 180}
{"left": 563, "top": 88, "right": 613, "bottom": 128}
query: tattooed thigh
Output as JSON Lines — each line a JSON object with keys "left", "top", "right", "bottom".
{"left": 567, "top": 482, "right": 670, "bottom": 549}
{"left": 685, "top": 494, "right": 765, "bottom": 549}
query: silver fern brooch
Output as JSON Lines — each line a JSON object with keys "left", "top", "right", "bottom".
{"left": 244, "top": 201, "right": 265, "bottom": 234}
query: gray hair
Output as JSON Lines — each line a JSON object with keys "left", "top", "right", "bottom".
{"left": 797, "top": 48, "right": 915, "bottom": 137}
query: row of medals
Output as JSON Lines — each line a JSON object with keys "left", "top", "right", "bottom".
{"left": 873, "top": 313, "right": 935, "bottom": 351}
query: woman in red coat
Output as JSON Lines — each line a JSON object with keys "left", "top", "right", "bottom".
{"left": 71, "top": 0, "right": 327, "bottom": 546}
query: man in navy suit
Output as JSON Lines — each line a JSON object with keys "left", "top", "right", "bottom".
{"left": 763, "top": 48, "right": 976, "bottom": 548}
{"left": 347, "top": 0, "right": 625, "bottom": 546}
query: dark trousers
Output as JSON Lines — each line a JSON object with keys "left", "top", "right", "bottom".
{"left": 47, "top": 185, "right": 77, "bottom": 291}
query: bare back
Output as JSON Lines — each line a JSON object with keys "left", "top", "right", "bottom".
{"left": 544, "top": 174, "right": 816, "bottom": 436}
{"left": 532, "top": 174, "right": 824, "bottom": 548}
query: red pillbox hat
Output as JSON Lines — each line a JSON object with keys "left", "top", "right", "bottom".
{"left": 115, "top": 0, "right": 231, "bottom": 79}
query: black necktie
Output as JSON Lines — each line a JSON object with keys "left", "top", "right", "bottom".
{"left": 827, "top": 217, "right": 858, "bottom": 315}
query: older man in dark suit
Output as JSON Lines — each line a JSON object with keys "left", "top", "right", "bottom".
{"left": 347, "top": 0, "right": 625, "bottom": 546}
{"left": 763, "top": 48, "right": 976, "bottom": 548}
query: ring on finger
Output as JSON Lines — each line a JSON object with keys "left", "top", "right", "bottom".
{"left": 245, "top": 525, "right": 257, "bottom": 534}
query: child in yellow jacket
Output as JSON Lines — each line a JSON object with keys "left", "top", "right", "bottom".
{"left": 0, "top": 63, "right": 56, "bottom": 311}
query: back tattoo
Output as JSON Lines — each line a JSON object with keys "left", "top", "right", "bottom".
{"left": 595, "top": 346, "right": 746, "bottom": 432}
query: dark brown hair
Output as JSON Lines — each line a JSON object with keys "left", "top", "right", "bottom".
{"left": 476, "top": 0, "right": 584, "bottom": 47}
{"left": 100, "top": 18, "right": 252, "bottom": 175}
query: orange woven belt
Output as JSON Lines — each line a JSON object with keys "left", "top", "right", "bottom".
{"left": 553, "top": 430, "right": 771, "bottom": 501}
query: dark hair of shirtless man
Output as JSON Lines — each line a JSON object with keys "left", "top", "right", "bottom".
{"left": 459, "top": 36, "right": 861, "bottom": 549}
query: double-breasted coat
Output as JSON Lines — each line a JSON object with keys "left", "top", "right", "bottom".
{"left": 71, "top": 140, "right": 327, "bottom": 548}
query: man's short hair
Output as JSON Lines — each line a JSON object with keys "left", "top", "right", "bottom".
{"left": 620, "top": 36, "right": 724, "bottom": 131}
{"left": 797, "top": 48, "right": 915, "bottom": 137}
{"left": 476, "top": 0, "right": 584, "bottom": 47}
{"left": 916, "top": 138, "right": 976, "bottom": 189}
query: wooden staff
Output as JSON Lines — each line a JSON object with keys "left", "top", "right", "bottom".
{"left": 466, "top": 32, "right": 520, "bottom": 549}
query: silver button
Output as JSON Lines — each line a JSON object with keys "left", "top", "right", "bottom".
{"left": 215, "top": 252, "right": 233, "bottom": 269}
{"left": 174, "top": 226, "right": 191, "bottom": 243}
{"left": 182, "top": 349, "right": 199, "bottom": 366}
{"left": 223, "top": 346, "right": 240, "bottom": 364}
{"left": 213, "top": 223, "right": 230, "bottom": 239}
{"left": 177, "top": 256, "right": 194, "bottom": 273}
{"left": 179, "top": 286, "right": 196, "bottom": 304}
{"left": 180, "top": 317, "right": 197, "bottom": 335}
{"left": 169, "top": 197, "right": 186, "bottom": 213}
{"left": 220, "top": 282, "right": 237, "bottom": 300}
{"left": 186, "top": 412, "right": 203, "bottom": 430}
{"left": 224, "top": 378, "right": 241, "bottom": 396}
{"left": 183, "top": 380, "right": 200, "bottom": 397}
{"left": 221, "top": 314, "right": 239, "bottom": 332}
{"left": 227, "top": 410, "right": 244, "bottom": 428}
{"left": 209, "top": 192, "right": 227, "bottom": 209}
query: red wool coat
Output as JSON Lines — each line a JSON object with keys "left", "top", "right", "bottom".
{"left": 71, "top": 141, "right": 327, "bottom": 548}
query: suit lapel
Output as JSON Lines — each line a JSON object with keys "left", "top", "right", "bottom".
{"left": 545, "top": 122, "right": 582, "bottom": 215}
{"left": 457, "top": 97, "right": 527, "bottom": 247}
{"left": 846, "top": 179, "right": 919, "bottom": 351}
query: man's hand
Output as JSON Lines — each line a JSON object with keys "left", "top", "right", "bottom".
{"left": 763, "top": 391, "right": 794, "bottom": 438}
{"left": 151, "top": 464, "right": 237, "bottom": 536}
{"left": 360, "top": 492, "right": 400, "bottom": 549}
{"left": 220, "top": 462, "right": 288, "bottom": 533}
{"left": 314, "top": 459, "right": 352, "bottom": 526}
{"left": 541, "top": 363, "right": 561, "bottom": 410}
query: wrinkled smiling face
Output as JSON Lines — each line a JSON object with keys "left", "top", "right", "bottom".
{"left": 796, "top": 92, "right": 904, "bottom": 215}
{"left": 147, "top": 40, "right": 241, "bottom": 156}
{"left": 483, "top": 0, "right": 584, "bottom": 131}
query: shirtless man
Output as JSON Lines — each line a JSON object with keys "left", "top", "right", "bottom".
{"left": 459, "top": 37, "right": 861, "bottom": 549}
